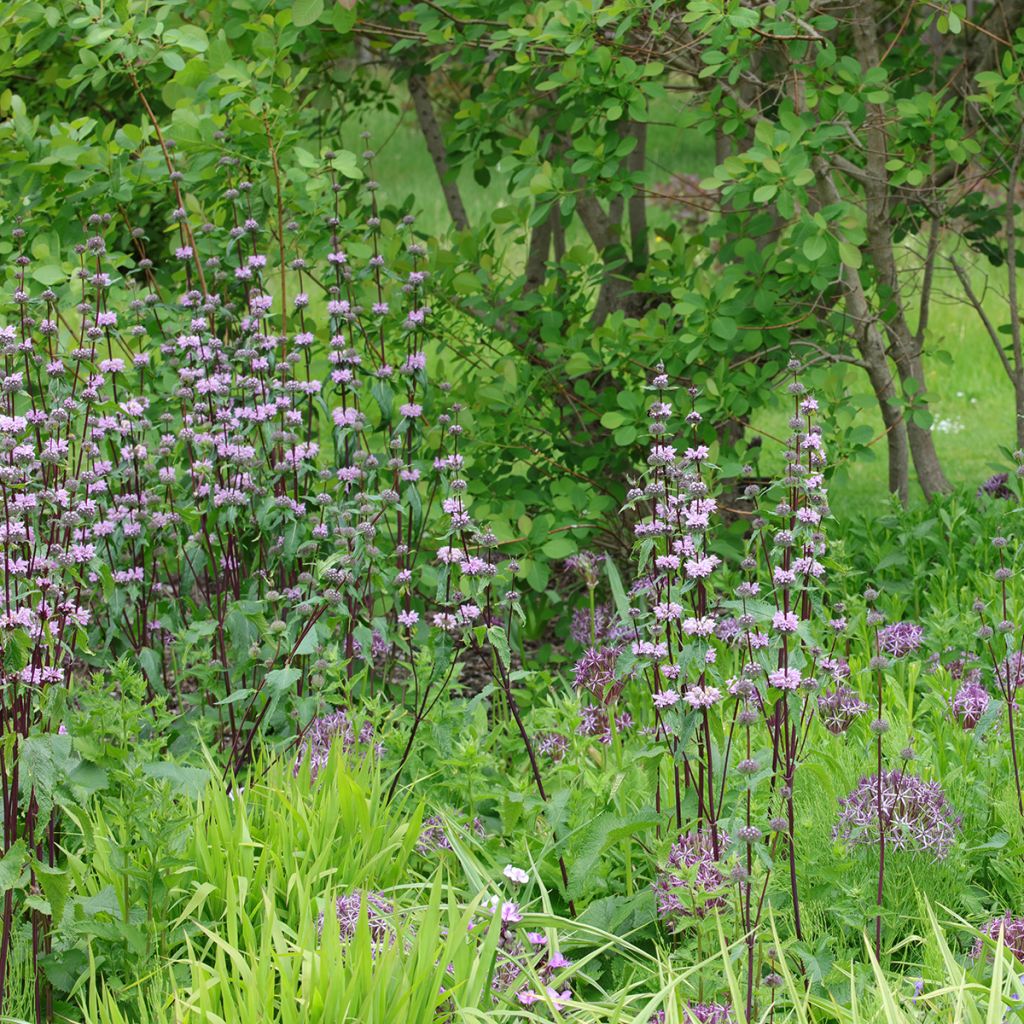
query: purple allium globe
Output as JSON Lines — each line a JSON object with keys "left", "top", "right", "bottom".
{"left": 877, "top": 621, "right": 925, "bottom": 658}
{"left": 317, "top": 890, "right": 394, "bottom": 946}
{"left": 950, "top": 680, "right": 990, "bottom": 730}
{"left": 996, "top": 650, "right": 1024, "bottom": 698}
{"left": 294, "top": 710, "right": 377, "bottom": 781}
{"left": 573, "top": 645, "right": 626, "bottom": 703}
{"left": 536, "top": 731, "right": 569, "bottom": 761}
{"left": 817, "top": 686, "right": 870, "bottom": 734}
{"left": 654, "top": 830, "right": 731, "bottom": 926}
{"left": 416, "top": 815, "right": 486, "bottom": 854}
{"left": 649, "top": 1004, "right": 734, "bottom": 1024}
{"left": 569, "top": 603, "right": 630, "bottom": 645}
{"left": 576, "top": 705, "right": 632, "bottom": 743}
{"left": 834, "top": 771, "right": 961, "bottom": 860}
{"left": 972, "top": 913, "right": 1024, "bottom": 964}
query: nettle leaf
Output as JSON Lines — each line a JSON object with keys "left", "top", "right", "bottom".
{"left": 142, "top": 762, "right": 209, "bottom": 798}
{"left": 0, "top": 840, "right": 29, "bottom": 898}
{"left": 20, "top": 734, "right": 77, "bottom": 818}
{"left": 486, "top": 626, "right": 511, "bottom": 671}
{"left": 265, "top": 667, "right": 301, "bottom": 694}
{"left": 568, "top": 809, "right": 660, "bottom": 898}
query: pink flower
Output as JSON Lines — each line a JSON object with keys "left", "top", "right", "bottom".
{"left": 772, "top": 610, "right": 799, "bottom": 633}
{"left": 768, "top": 668, "right": 801, "bottom": 691}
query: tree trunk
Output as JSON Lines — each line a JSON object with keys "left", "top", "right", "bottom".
{"left": 893, "top": 350, "right": 951, "bottom": 499}
{"left": 408, "top": 74, "right": 471, "bottom": 232}
{"left": 524, "top": 207, "right": 553, "bottom": 294}
{"left": 850, "top": 0, "right": 951, "bottom": 499}
{"left": 813, "top": 156, "right": 910, "bottom": 503}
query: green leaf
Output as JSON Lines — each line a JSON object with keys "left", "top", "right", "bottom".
{"left": 160, "top": 50, "right": 185, "bottom": 71}
{"left": 142, "top": 762, "right": 209, "bottom": 798}
{"left": 541, "top": 535, "right": 577, "bottom": 559}
{"left": 265, "top": 667, "right": 301, "bottom": 695}
{"left": 837, "top": 241, "right": 862, "bottom": 269}
{"left": 802, "top": 235, "right": 828, "bottom": 261}
{"left": 165, "top": 25, "right": 208, "bottom": 52}
{"left": 0, "top": 841, "right": 28, "bottom": 898}
{"left": 568, "top": 810, "right": 659, "bottom": 898}
{"left": 35, "top": 861, "right": 69, "bottom": 923}
{"left": 293, "top": 0, "right": 325, "bottom": 28}
{"left": 32, "top": 265, "right": 66, "bottom": 286}
{"left": 486, "top": 626, "right": 511, "bottom": 672}
{"left": 605, "top": 557, "right": 631, "bottom": 626}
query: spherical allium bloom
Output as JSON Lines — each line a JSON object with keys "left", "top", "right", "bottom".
{"left": 654, "top": 831, "right": 731, "bottom": 926}
{"left": 996, "top": 650, "right": 1024, "bottom": 697}
{"left": 877, "top": 621, "right": 925, "bottom": 658}
{"left": 972, "top": 913, "right": 1024, "bottom": 965}
{"left": 294, "top": 709, "right": 377, "bottom": 781}
{"left": 950, "top": 680, "right": 990, "bottom": 730}
{"left": 416, "top": 815, "right": 486, "bottom": 854}
{"left": 649, "top": 1004, "right": 734, "bottom": 1024}
{"left": 817, "top": 686, "right": 869, "bottom": 735}
{"left": 573, "top": 645, "right": 625, "bottom": 704}
{"left": 569, "top": 603, "right": 630, "bottom": 645}
{"left": 318, "top": 890, "right": 394, "bottom": 947}
{"left": 536, "top": 732, "right": 569, "bottom": 761}
{"left": 834, "top": 771, "right": 961, "bottom": 860}
{"left": 576, "top": 705, "right": 632, "bottom": 743}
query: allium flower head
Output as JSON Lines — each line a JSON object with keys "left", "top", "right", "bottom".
{"left": 817, "top": 686, "right": 869, "bottom": 734}
{"left": 317, "top": 890, "right": 394, "bottom": 950}
{"left": 294, "top": 710, "right": 377, "bottom": 781}
{"left": 649, "top": 1003, "right": 734, "bottom": 1024}
{"left": 416, "top": 815, "right": 486, "bottom": 854}
{"left": 573, "top": 645, "right": 625, "bottom": 704}
{"left": 569, "top": 603, "right": 630, "bottom": 645}
{"left": 972, "top": 913, "right": 1024, "bottom": 964}
{"left": 877, "top": 621, "right": 925, "bottom": 658}
{"left": 977, "top": 472, "right": 1015, "bottom": 500}
{"left": 536, "top": 732, "right": 569, "bottom": 761}
{"left": 654, "top": 830, "right": 731, "bottom": 925}
{"left": 834, "top": 771, "right": 961, "bottom": 860}
{"left": 950, "top": 680, "right": 990, "bottom": 730}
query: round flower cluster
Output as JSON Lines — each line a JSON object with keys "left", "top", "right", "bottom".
{"left": 972, "top": 912, "right": 1024, "bottom": 965}
{"left": 950, "top": 681, "right": 990, "bottom": 730}
{"left": 654, "top": 830, "right": 731, "bottom": 925}
{"left": 877, "top": 621, "right": 925, "bottom": 658}
{"left": 834, "top": 771, "right": 961, "bottom": 860}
